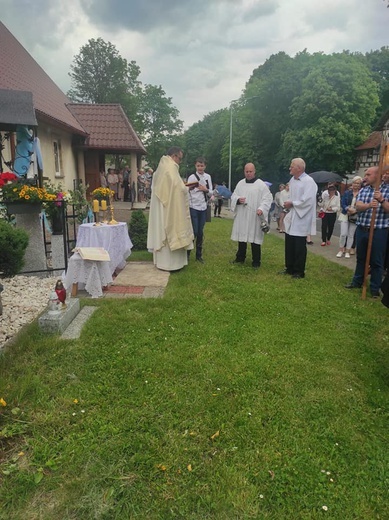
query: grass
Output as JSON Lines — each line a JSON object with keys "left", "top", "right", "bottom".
{"left": 0, "top": 218, "right": 388, "bottom": 519}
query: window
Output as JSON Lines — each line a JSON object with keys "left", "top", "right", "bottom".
{"left": 53, "top": 138, "right": 63, "bottom": 177}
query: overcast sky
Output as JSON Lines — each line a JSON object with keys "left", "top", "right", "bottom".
{"left": 1, "top": 0, "right": 388, "bottom": 128}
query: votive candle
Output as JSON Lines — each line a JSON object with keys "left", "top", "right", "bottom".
{"left": 101, "top": 200, "right": 107, "bottom": 211}
{"left": 93, "top": 200, "right": 99, "bottom": 213}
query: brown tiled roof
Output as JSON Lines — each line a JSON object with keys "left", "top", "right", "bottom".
{"left": 0, "top": 22, "right": 86, "bottom": 135}
{"left": 67, "top": 103, "right": 146, "bottom": 154}
{"left": 355, "top": 131, "right": 382, "bottom": 150}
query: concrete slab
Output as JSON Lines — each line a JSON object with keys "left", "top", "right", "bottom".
{"left": 131, "top": 202, "right": 149, "bottom": 210}
{"left": 38, "top": 298, "right": 80, "bottom": 334}
{"left": 61, "top": 305, "right": 98, "bottom": 340}
{"left": 112, "top": 261, "right": 170, "bottom": 288}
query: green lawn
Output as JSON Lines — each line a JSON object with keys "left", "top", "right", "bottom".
{"left": 1, "top": 219, "right": 388, "bottom": 519}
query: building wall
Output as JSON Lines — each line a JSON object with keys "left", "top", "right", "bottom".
{"left": 38, "top": 121, "right": 79, "bottom": 191}
{"left": 1, "top": 121, "right": 82, "bottom": 191}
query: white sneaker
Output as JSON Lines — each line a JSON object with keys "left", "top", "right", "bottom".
{"left": 345, "top": 252, "right": 350, "bottom": 259}
{"left": 336, "top": 251, "right": 343, "bottom": 258}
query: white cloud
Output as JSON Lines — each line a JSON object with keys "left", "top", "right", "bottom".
{"left": 0, "top": 0, "right": 387, "bottom": 128}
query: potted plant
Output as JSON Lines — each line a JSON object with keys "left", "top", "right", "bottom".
{"left": 0, "top": 176, "right": 50, "bottom": 214}
{"left": 42, "top": 182, "right": 68, "bottom": 234}
{"left": 67, "top": 182, "right": 92, "bottom": 224}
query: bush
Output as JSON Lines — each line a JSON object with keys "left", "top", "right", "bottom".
{"left": 128, "top": 210, "right": 148, "bottom": 250}
{"left": 0, "top": 220, "right": 29, "bottom": 277}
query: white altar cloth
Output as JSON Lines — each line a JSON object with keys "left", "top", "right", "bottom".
{"left": 76, "top": 222, "right": 133, "bottom": 274}
{"left": 63, "top": 253, "right": 113, "bottom": 298}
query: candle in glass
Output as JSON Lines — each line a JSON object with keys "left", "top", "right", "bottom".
{"left": 101, "top": 200, "right": 107, "bottom": 211}
{"left": 93, "top": 200, "right": 99, "bottom": 213}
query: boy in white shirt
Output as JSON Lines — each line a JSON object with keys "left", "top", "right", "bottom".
{"left": 187, "top": 157, "right": 213, "bottom": 263}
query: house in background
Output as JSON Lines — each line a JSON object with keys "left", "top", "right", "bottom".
{"left": 0, "top": 21, "right": 145, "bottom": 195}
{"left": 67, "top": 103, "right": 146, "bottom": 193}
{"left": 354, "top": 131, "right": 382, "bottom": 176}
{"left": 354, "top": 111, "right": 389, "bottom": 177}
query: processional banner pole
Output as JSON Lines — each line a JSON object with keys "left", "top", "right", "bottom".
{"left": 361, "top": 126, "right": 389, "bottom": 300}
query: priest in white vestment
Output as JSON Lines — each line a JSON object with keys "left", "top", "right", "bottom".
{"left": 147, "top": 147, "right": 194, "bottom": 271}
{"left": 281, "top": 157, "right": 318, "bottom": 278}
{"left": 230, "top": 163, "right": 273, "bottom": 268}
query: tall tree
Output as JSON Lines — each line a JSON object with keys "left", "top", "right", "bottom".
{"left": 138, "top": 84, "right": 183, "bottom": 169}
{"left": 68, "top": 39, "right": 183, "bottom": 165}
{"left": 280, "top": 53, "right": 379, "bottom": 173}
{"left": 364, "top": 46, "right": 389, "bottom": 119}
{"left": 68, "top": 38, "right": 141, "bottom": 122}
{"left": 183, "top": 109, "right": 229, "bottom": 181}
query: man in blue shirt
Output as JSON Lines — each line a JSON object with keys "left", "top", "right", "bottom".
{"left": 345, "top": 166, "right": 389, "bottom": 297}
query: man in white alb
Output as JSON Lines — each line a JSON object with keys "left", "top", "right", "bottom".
{"left": 280, "top": 157, "right": 317, "bottom": 278}
{"left": 230, "top": 163, "right": 273, "bottom": 269}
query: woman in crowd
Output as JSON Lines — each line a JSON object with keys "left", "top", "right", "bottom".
{"left": 117, "top": 169, "right": 124, "bottom": 201}
{"left": 336, "top": 176, "right": 362, "bottom": 258}
{"left": 320, "top": 184, "right": 340, "bottom": 246}
{"left": 278, "top": 183, "right": 290, "bottom": 233}
{"left": 273, "top": 184, "right": 285, "bottom": 230}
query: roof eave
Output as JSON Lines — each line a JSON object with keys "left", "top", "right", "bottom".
{"left": 36, "top": 110, "right": 89, "bottom": 137}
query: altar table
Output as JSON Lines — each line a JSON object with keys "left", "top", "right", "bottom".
{"left": 63, "top": 253, "right": 113, "bottom": 298}
{"left": 76, "top": 222, "right": 132, "bottom": 274}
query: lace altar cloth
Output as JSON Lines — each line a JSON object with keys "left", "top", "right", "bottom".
{"left": 76, "top": 222, "right": 133, "bottom": 274}
{"left": 63, "top": 253, "right": 113, "bottom": 298}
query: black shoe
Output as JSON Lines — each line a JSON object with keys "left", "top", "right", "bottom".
{"left": 252, "top": 263, "right": 260, "bottom": 269}
{"left": 371, "top": 292, "right": 380, "bottom": 299}
{"left": 230, "top": 259, "right": 245, "bottom": 264}
{"left": 196, "top": 257, "right": 204, "bottom": 264}
{"left": 344, "top": 283, "right": 360, "bottom": 289}
{"left": 292, "top": 274, "right": 305, "bottom": 279}
{"left": 278, "top": 269, "right": 292, "bottom": 275}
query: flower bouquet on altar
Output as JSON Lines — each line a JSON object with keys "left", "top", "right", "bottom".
{"left": 91, "top": 187, "right": 115, "bottom": 201}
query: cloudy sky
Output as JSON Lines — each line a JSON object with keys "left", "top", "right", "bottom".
{"left": 1, "top": 0, "right": 388, "bottom": 128}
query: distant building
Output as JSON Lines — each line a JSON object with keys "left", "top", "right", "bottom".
{"left": 0, "top": 21, "right": 146, "bottom": 195}
{"left": 354, "top": 111, "right": 389, "bottom": 177}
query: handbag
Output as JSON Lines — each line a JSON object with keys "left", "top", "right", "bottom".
{"left": 348, "top": 213, "right": 357, "bottom": 224}
{"left": 318, "top": 211, "right": 325, "bottom": 219}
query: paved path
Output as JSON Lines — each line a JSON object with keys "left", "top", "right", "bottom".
{"left": 267, "top": 219, "right": 356, "bottom": 271}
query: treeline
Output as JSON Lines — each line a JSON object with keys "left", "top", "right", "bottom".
{"left": 181, "top": 48, "right": 389, "bottom": 186}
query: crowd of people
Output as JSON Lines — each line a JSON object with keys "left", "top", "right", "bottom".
{"left": 145, "top": 147, "right": 389, "bottom": 306}
{"left": 99, "top": 166, "right": 153, "bottom": 202}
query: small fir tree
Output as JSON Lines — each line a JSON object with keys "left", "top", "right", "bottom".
{"left": 128, "top": 210, "right": 148, "bottom": 250}
{"left": 0, "top": 220, "right": 29, "bottom": 277}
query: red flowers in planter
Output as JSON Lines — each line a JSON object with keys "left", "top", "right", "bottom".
{"left": 0, "top": 172, "right": 18, "bottom": 187}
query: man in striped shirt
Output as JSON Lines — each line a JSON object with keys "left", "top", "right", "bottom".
{"left": 345, "top": 166, "right": 389, "bottom": 298}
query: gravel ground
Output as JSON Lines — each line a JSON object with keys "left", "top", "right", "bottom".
{"left": 0, "top": 275, "right": 58, "bottom": 348}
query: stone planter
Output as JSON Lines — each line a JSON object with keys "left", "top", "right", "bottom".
{"left": 50, "top": 211, "right": 64, "bottom": 235}
{"left": 5, "top": 202, "right": 42, "bottom": 215}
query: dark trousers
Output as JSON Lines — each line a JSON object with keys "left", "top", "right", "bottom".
{"left": 123, "top": 182, "right": 130, "bottom": 201}
{"left": 285, "top": 233, "right": 307, "bottom": 276}
{"left": 321, "top": 212, "right": 337, "bottom": 242}
{"left": 384, "top": 229, "right": 389, "bottom": 270}
{"left": 214, "top": 199, "right": 222, "bottom": 216}
{"left": 190, "top": 207, "right": 207, "bottom": 259}
{"left": 236, "top": 242, "right": 261, "bottom": 267}
{"left": 352, "top": 227, "right": 388, "bottom": 294}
